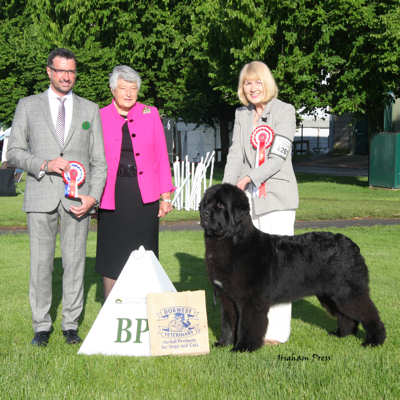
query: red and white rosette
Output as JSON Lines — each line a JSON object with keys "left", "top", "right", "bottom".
{"left": 62, "top": 161, "right": 86, "bottom": 199}
{"left": 250, "top": 125, "right": 274, "bottom": 198}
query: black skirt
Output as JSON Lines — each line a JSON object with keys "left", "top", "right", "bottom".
{"left": 95, "top": 174, "right": 159, "bottom": 279}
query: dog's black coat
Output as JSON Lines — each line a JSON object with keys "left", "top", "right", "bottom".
{"left": 199, "top": 183, "right": 386, "bottom": 352}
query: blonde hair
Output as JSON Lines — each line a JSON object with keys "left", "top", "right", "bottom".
{"left": 237, "top": 61, "right": 278, "bottom": 106}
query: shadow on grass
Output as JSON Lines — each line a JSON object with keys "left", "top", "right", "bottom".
{"left": 296, "top": 173, "right": 368, "bottom": 187}
{"left": 50, "top": 257, "right": 103, "bottom": 327}
{"left": 173, "top": 252, "right": 221, "bottom": 340}
{"left": 293, "top": 298, "right": 366, "bottom": 341}
{"left": 292, "top": 299, "right": 336, "bottom": 331}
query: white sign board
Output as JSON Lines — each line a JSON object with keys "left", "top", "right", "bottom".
{"left": 78, "top": 246, "right": 176, "bottom": 356}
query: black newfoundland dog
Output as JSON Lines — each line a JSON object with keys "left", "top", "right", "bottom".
{"left": 199, "top": 183, "right": 386, "bottom": 352}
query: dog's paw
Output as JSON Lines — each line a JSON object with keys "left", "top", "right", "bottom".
{"left": 213, "top": 340, "right": 230, "bottom": 347}
{"left": 231, "top": 342, "right": 260, "bottom": 352}
{"left": 362, "top": 337, "right": 385, "bottom": 347}
{"left": 329, "top": 328, "right": 358, "bottom": 338}
{"left": 362, "top": 341, "right": 380, "bottom": 347}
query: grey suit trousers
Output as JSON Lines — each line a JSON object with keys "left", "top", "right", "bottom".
{"left": 27, "top": 202, "right": 89, "bottom": 332}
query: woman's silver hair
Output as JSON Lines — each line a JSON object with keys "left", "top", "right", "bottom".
{"left": 109, "top": 65, "right": 141, "bottom": 90}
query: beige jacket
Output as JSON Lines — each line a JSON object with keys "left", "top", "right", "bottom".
{"left": 223, "top": 98, "right": 299, "bottom": 216}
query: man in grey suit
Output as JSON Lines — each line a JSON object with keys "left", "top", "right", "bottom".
{"left": 7, "top": 48, "right": 107, "bottom": 346}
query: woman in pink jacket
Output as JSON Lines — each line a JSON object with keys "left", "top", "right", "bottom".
{"left": 96, "top": 65, "right": 175, "bottom": 299}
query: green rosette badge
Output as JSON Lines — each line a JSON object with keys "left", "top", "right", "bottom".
{"left": 82, "top": 121, "right": 90, "bottom": 130}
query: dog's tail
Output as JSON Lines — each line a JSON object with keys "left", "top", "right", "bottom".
{"left": 356, "top": 293, "right": 386, "bottom": 346}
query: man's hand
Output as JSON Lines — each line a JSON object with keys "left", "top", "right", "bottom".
{"left": 70, "top": 195, "right": 97, "bottom": 218}
{"left": 47, "top": 157, "right": 70, "bottom": 174}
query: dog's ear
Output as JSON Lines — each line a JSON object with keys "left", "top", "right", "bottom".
{"left": 229, "top": 207, "right": 252, "bottom": 244}
{"left": 224, "top": 186, "right": 252, "bottom": 244}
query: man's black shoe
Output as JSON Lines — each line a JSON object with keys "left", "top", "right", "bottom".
{"left": 31, "top": 331, "right": 50, "bottom": 346}
{"left": 62, "top": 330, "right": 82, "bottom": 344}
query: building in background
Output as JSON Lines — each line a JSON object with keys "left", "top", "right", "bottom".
{"left": 171, "top": 120, "right": 222, "bottom": 162}
{"left": 163, "top": 108, "right": 366, "bottom": 162}
{"left": 295, "top": 108, "right": 330, "bottom": 155}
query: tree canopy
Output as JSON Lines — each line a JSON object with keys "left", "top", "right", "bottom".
{"left": 1, "top": 0, "right": 400, "bottom": 155}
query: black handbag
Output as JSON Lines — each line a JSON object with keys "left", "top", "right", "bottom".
{"left": 0, "top": 168, "right": 17, "bottom": 196}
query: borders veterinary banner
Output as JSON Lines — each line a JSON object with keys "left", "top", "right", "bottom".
{"left": 147, "top": 290, "right": 210, "bottom": 356}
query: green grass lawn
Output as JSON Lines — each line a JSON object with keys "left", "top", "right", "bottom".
{"left": 1, "top": 227, "right": 399, "bottom": 399}
{"left": 1, "top": 168, "right": 399, "bottom": 226}
{"left": 296, "top": 174, "right": 400, "bottom": 220}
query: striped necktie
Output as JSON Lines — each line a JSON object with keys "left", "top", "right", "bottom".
{"left": 56, "top": 97, "right": 66, "bottom": 146}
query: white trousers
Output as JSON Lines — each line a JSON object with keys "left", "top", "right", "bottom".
{"left": 251, "top": 207, "right": 296, "bottom": 343}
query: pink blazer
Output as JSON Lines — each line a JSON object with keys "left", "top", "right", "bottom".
{"left": 99, "top": 101, "right": 175, "bottom": 209}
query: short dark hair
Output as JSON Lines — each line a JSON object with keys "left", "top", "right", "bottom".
{"left": 47, "top": 48, "right": 76, "bottom": 67}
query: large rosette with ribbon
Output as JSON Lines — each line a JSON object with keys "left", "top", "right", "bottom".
{"left": 62, "top": 161, "right": 86, "bottom": 199}
{"left": 250, "top": 125, "right": 274, "bottom": 198}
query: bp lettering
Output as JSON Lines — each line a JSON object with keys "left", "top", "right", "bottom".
{"left": 115, "top": 318, "right": 149, "bottom": 343}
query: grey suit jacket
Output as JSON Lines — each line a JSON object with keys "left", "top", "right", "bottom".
{"left": 7, "top": 90, "right": 107, "bottom": 213}
{"left": 223, "top": 98, "right": 299, "bottom": 216}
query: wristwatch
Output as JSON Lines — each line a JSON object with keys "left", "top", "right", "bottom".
{"left": 38, "top": 160, "right": 49, "bottom": 179}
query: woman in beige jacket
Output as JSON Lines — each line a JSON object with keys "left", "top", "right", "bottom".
{"left": 223, "top": 61, "right": 299, "bottom": 345}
